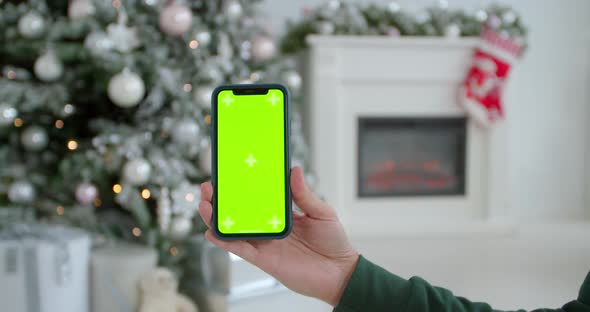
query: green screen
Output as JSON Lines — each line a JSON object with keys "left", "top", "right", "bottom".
{"left": 216, "top": 88, "right": 286, "bottom": 234}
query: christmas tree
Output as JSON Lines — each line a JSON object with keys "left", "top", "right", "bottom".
{"left": 0, "top": 0, "right": 308, "bottom": 293}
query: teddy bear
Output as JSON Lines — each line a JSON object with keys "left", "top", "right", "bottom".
{"left": 138, "top": 267, "right": 198, "bottom": 312}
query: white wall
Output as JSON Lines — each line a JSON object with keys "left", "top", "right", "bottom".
{"left": 259, "top": 0, "right": 590, "bottom": 222}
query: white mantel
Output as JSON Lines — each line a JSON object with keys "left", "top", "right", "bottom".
{"left": 305, "top": 36, "right": 515, "bottom": 237}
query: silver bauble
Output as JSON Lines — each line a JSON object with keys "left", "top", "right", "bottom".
{"left": 21, "top": 126, "right": 48, "bottom": 151}
{"left": 123, "top": 158, "right": 152, "bottom": 185}
{"left": 34, "top": 50, "right": 63, "bottom": 82}
{"left": 195, "top": 31, "right": 212, "bottom": 47}
{"left": 282, "top": 70, "right": 302, "bottom": 92}
{"left": 18, "top": 12, "right": 45, "bottom": 38}
{"left": 168, "top": 215, "right": 192, "bottom": 240}
{"left": 84, "top": 31, "right": 114, "bottom": 54}
{"left": 108, "top": 69, "right": 145, "bottom": 108}
{"left": 444, "top": 24, "right": 461, "bottom": 38}
{"left": 172, "top": 120, "right": 200, "bottom": 145}
{"left": 193, "top": 85, "right": 214, "bottom": 108}
{"left": 0, "top": 104, "right": 17, "bottom": 126}
{"left": 8, "top": 181, "right": 35, "bottom": 204}
{"left": 68, "top": 0, "right": 96, "bottom": 19}
{"left": 224, "top": 0, "right": 243, "bottom": 20}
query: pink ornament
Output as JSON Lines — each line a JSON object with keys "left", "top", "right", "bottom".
{"left": 159, "top": 2, "right": 193, "bottom": 36}
{"left": 486, "top": 15, "right": 502, "bottom": 29}
{"left": 251, "top": 36, "right": 276, "bottom": 62}
{"left": 385, "top": 26, "right": 401, "bottom": 37}
{"left": 76, "top": 182, "right": 98, "bottom": 205}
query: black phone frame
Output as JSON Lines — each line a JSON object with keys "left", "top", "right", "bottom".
{"left": 211, "top": 83, "right": 292, "bottom": 240}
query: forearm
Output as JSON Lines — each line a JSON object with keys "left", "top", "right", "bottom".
{"left": 334, "top": 256, "right": 585, "bottom": 312}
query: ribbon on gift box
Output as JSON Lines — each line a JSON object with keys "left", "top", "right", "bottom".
{"left": 0, "top": 224, "right": 74, "bottom": 286}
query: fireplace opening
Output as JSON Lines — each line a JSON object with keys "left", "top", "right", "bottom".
{"left": 358, "top": 117, "right": 467, "bottom": 197}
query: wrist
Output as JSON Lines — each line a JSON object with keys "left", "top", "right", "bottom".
{"left": 327, "top": 251, "right": 360, "bottom": 306}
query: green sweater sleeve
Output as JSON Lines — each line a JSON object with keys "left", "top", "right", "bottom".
{"left": 334, "top": 255, "right": 590, "bottom": 312}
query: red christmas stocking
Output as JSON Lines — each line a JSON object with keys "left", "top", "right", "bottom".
{"left": 460, "top": 26, "right": 522, "bottom": 127}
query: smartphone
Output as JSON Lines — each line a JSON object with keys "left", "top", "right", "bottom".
{"left": 211, "top": 84, "right": 292, "bottom": 240}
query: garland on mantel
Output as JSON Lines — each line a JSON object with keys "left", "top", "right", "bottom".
{"left": 280, "top": 1, "right": 528, "bottom": 54}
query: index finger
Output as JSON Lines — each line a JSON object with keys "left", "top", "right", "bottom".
{"left": 200, "top": 181, "right": 213, "bottom": 202}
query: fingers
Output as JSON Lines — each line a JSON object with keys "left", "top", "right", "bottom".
{"left": 290, "top": 166, "right": 336, "bottom": 220}
{"left": 205, "top": 230, "right": 258, "bottom": 263}
{"left": 200, "top": 182, "right": 213, "bottom": 202}
{"left": 198, "top": 199, "right": 212, "bottom": 228}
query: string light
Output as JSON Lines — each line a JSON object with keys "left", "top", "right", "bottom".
{"left": 185, "top": 192, "right": 195, "bottom": 202}
{"left": 13, "top": 118, "right": 23, "bottom": 127}
{"left": 204, "top": 115, "right": 211, "bottom": 125}
{"left": 67, "top": 140, "right": 78, "bottom": 150}
{"left": 112, "top": 0, "right": 121, "bottom": 9}
{"left": 94, "top": 198, "right": 102, "bottom": 207}
{"left": 56, "top": 205, "right": 65, "bottom": 216}
{"left": 169, "top": 246, "right": 178, "bottom": 256}
{"left": 132, "top": 227, "right": 142, "bottom": 237}
{"left": 141, "top": 188, "right": 151, "bottom": 199}
{"left": 6, "top": 70, "right": 16, "bottom": 80}
{"left": 189, "top": 40, "right": 199, "bottom": 49}
{"left": 113, "top": 184, "right": 122, "bottom": 194}
{"left": 55, "top": 120, "right": 64, "bottom": 129}
{"left": 183, "top": 83, "right": 193, "bottom": 92}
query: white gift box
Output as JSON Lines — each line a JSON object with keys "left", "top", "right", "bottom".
{"left": 0, "top": 224, "right": 91, "bottom": 312}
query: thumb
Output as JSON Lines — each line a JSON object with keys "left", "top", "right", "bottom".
{"left": 290, "top": 166, "right": 336, "bottom": 220}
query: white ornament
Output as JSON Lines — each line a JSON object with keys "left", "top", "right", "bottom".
{"left": 75, "top": 182, "right": 98, "bottom": 205}
{"left": 195, "top": 31, "right": 211, "bottom": 47}
{"left": 8, "top": 181, "right": 35, "bottom": 204}
{"left": 108, "top": 69, "right": 146, "bottom": 108}
{"left": 123, "top": 158, "right": 152, "bottom": 185}
{"left": 34, "top": 50, "right": 64, "bottom": 82}
{"left": 502, "top": 11, "right": 517, "bottom": 24}
{"left": 0, "top": 103, "right": 17, "bottom": 126}
{"left": 68, "top": 0, "right": 96, "bottom": 19}
{"left": 224, "top": 0, "right": 243, "bottom": 20}
{"left": 168, "top": 216, "right": 193, "bottom": 240}
{"left": 107, "top": 13, "right": 140, "bottom": 53}
{"left": 387, "top": 1, "right": 401, "bottom": 13}
{"left": 444, "top": 24, "right": 461, "bottom": 38}
{"left": 251, "top": 36, "right": 276, "bottom": 62}
{"left": 21, "top": 126, "right": 48, "bottom": 151}
{"left": 199, "top": 143, "right": 211, "bottom": 175}
{"left": 84, "top": 31, "right": 115, "bottom": 54}
{"left": 317, "top": 21, "right": 335, "bottom": 35}
{"left": 282, "top": 70, "right": 302, "bottom": 92}
{"left": 18, "top": 12, "right": 45, "bottom": 38}
{"left": 475, "top": 10, "right": 488, "bottom": 22}
{"left": 172, "top": 120, "right": 200, "bottom": 145}
{"left": 193, "top": 85, "right": 214, "bottom": 108}
{"left": 159, "top": 2, "right": 193, "bottom": 36}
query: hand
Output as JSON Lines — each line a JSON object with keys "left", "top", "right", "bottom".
{"left": 198, "top": 166, "right": 359, "bottom": 306}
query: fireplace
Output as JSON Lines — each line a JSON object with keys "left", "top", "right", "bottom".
{"left": 305, "top": 36, "right": 514, "bottom": 237}
{"left": 358, "top": 117, "right": 466, "bottom": 197}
